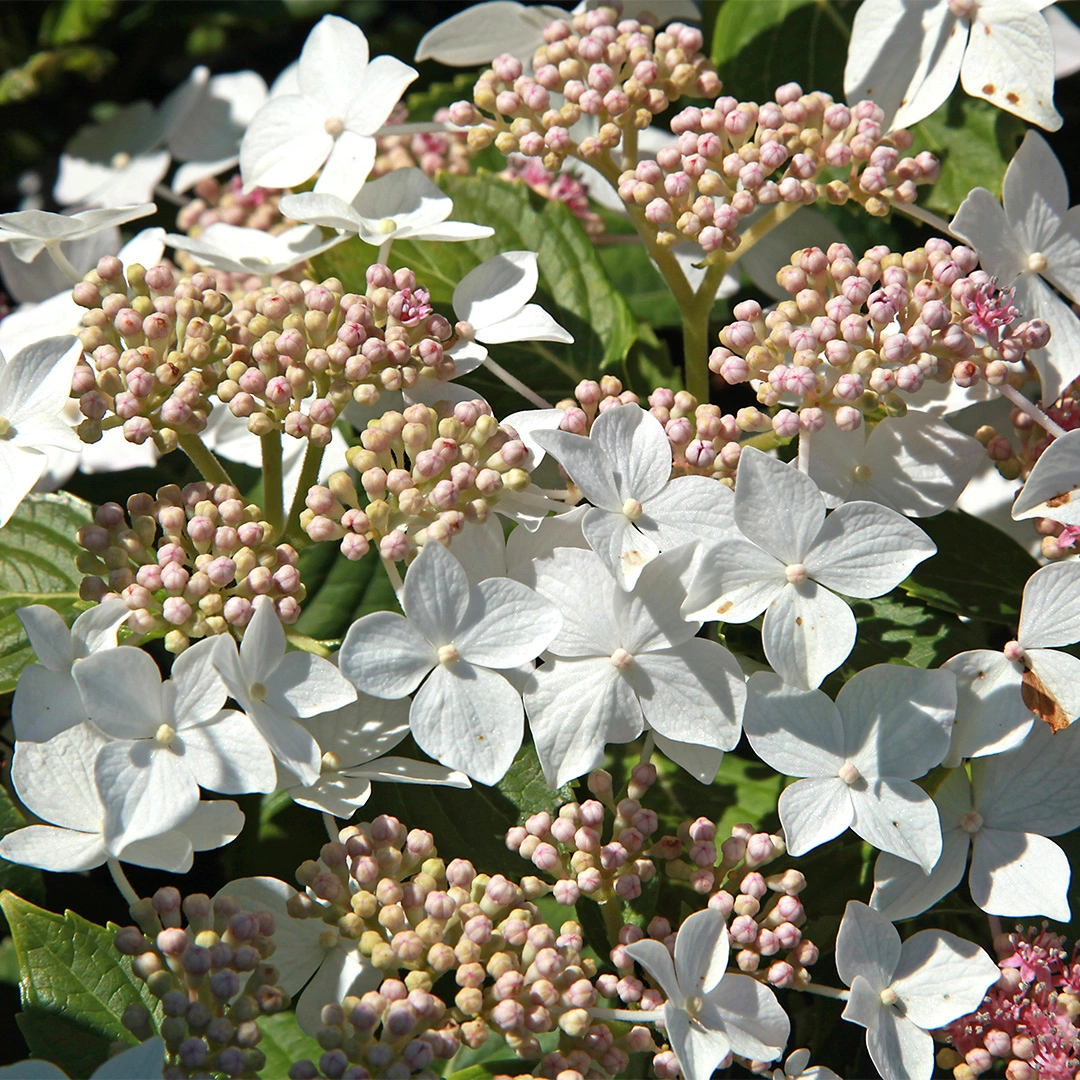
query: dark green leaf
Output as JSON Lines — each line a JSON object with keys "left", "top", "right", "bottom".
{"left": 38, "top": 0, "right": 118, "bottom": 45}
{"left": 0, "top": 492, "right": 92, "bottom": 695}
{"left": 900, "top": 510, "right": 1037, "bottom": 626}
{"left": 911, "top": 95, "right": 1026, "bottom": 216}
{"left": 1, "top": 891, "right": 159, "bottom": 1077}
{"left": 0, "top": 786, "right": 45, "bottom": 931}
{"left": 294, "top": 542, "right": 399, "bottom": 643}
{"left": 0, "top": 935, "right": 18, "bottom": 984}
{"left": 257, "top": 1012, "right": 323, "bottom": 1077}
{"left": 405, "top": 73, "right": 481, "bottom": 121}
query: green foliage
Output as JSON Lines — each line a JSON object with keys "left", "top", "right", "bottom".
{"left": 0, "top": 44, "right": 113, "bottom": 104}
{"left": 294, "top": 543, "right": 400, "bottom": 643}
{"left": 0, "top": 787, "right": 45, "bottom": 932}
{"left": 257, "top": 1012, "right": 323, "bottom": 1077}
{"left": 0, "top": 492, "right": 92, "bottom": 695}
{"left": 912, "top": 94, "right": 1026, "bottom": 216}
{"left": 0, "top": 891, "right": 159, "bottom": 1078}
{"left": 405, "top": 72, "right": 480, "bottom": 121}
{"left": 37, "top": 0, "right": 119, "bottom": 46}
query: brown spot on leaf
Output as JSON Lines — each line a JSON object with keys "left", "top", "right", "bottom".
{"left": 983, "top": 83, "right": 996, "bottom": 94}
{"left": 796, "top": 616, "right": 803, "bottom": 626}
{"left": 1021, "top": 668, "right": 1071, "bottom": 732}
{"left": 716, "top": 600, "right": 734, "bottom": 615}
{"left": 1007, "top": 92, "right": 1020, "bottom": 104}
{"left": 1046, "top": 489, "right": 1076, "bottom": 508}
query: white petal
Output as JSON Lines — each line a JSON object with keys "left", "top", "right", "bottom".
{"left": 246, "top": 701, "right": 323, "bottom": 788}
{"left": 11, "top": 665, "right": 86, "bottom": 743}
{"left": 835, "top": 901, "right": 900, "bottom": 991}
{"left": 734, "top": 447, "right": 824, "bottom": 563}
{"left": 761, "top": 581, "right": 856, "bottom": 690}
{"left": 651, "top": 732, "right": 725, "bottom": 784}
{"left": 582, "top": 507, "right": 661, "bottom": 591}
{"left": 475, "top": 303, "right": 572, "bottom": 345}
{"left": 415, "top": 2, "right": 551, "bottom": 65}
{"left": 180, "top": 711, "right": 277, "bottom": 795}
{"left": 890, "top": 9, "right": 968, "bottom": 132}
{"left": 531, "top": 428, "right": 620, "bottom": 510}
{"left": 16, "top": 605, "right": 73, "bottom": 670}
{"left": 865, "top": 1007, "right": 932, "bottom": 1080}
{"left": 90, "top": 1038, "right": 167, "bottom": 1080}
{"left": 744, "top": 673, "right": 846, "bottom": 776}
{"left": 403, "top": 538, "right": 472, "bottom": 644}
{"left": 665, "top": 1007, "right": 732, "bottom": 1080}
{"left": 1003, "top": 130, "right": 1070, "bottom": 253}
{"left": 263, "top": 651, "right": 357, "bottom": 719}
{"left": 531, "top": 546, "right": 622, "bottom": 656}
{"left": 298, "top": 15, "right": 370, "bottom": 113}
{"left": 622, "top": 937, "right": 681, "bottom": 1005}
{"left": 176, "top": 799, "right": 245, "bottom": 851}
{"left": 313, "top": 131, "right": 377, "bottom": 199}
{"left": 1012, "top": 272, "right": 1080, "bottom": 404}
{"left": 701, "top": 974, "right": 789, "bottom": 1062}
{"left": 74, "top": 647, "right": 163, "bottom": 737}
{"left": 0, "top": 824, "right": 105, "bottom": 872}
{"left": 969, "top": 828, "right": 1071, "bottom": 919}
{"left": 1012, "top": 429, "right": 1080, "bottom": 525}
{"left": 950, "top": 187, "right": 1027, "bottom": 284}
{"left": 1018, "top": 560, "right": 1080, "bottom": 646}
{"left": 588, "top": 404, "right": 671, "bottom": 502}
{"left": 0, "top": 442, "right": 47, "bottom": 527}
{"left": 1047, "top": 4, "right": 1080, "bottom": 77}
{"left": 410, "top": 663, "right": 522, "bottom": 784}
{"left": 778, "top": 777, "right": 853, "bottom": 856}
{"left": 238, "top": 596, "right": 287, "bottom": 685}
{"left": 617, "top": 544, "right": 701, "bottom": 653}
{"left": 70, "top": 597, "right": 129, "bottom": 657}
{"left": 10, "top": 724, "right": 105, "bottom": 828}
{"left": 674, "top": 907, "right": 729, "bottom": 996}
{"left": 891, "top": 929, "right": 999, "bottom": 1028}
{"left": 456, "top": 576, "right": 562, "bottom": 668}
{"left": 345, "top": 756, "right": 471, "bottom": 790}
{"left": 170, "top": 636, "right": 228, "bottom": 723}
{"left": 453, "top": 251, "right": 538, "bottom": 329}
{"left": 239, "top": 95, "right": 331, "bottom": 191}
{"left": 941, "top": 649, "right": 1030, "bottom": 767}
{"left": 300, "top": 694, "right": 411, "bottom": 767}
{"left": 849, "top": 780, "right": 943, "bottom": 873}
{"left": 1026, "top": 646, "right": 1080, "bottom": 724}
{"left": 870, "top": 830, "right": 971, "bottom": 921}
{"left": 339, "top": 611, "right": 436, "bottom": 697}
{"left": 0, "top": 335, "right": 82, "bottom": 426}
{"left": 345, "top": 56, "right": 418, "bottom": 135}
{"left": 961, "top": 0, "right": 1061, "bottom": 129}
{"left": 278, "top": 192, "right": 363, "bottom": 232}
{"left": 841, "top": 974, "right": 882, "bottom": 1032}
{"left": 681, "top": 539, "right": 786, "bottom": 624}
{"left": 295, "top": 945, "right": 379, "bottom": 1036}
{"left": 642, "top": 474, "right": 740, "bottom": 548}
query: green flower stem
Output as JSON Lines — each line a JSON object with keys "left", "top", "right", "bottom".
{"left": 382, "top": 556, "right": 405, "bottom": 607}
{"left": 284, "top": 629, "right": 332, "bottom": 657}
{"left": 178, "top": 433, "right": 235, "bottom": 487}
{"left": 322, "top": 812, "right": 339, "bottom": 843}
{"left": 590, "top": 1006, "right": 665, "bottom": 1024}
{"left": 483, "top": 355, "right": 554, "bottom": 408}
{"left": 798, "top": 982, "right": 851, "bottom": 1001}
{"left": 107, "top": 858, "right": 140, "bottom": 908}
{"left": 43, "top": 240, "right": 83, "bottom": 283}
{"left": 261, "top": 430, "right": 284, "bottom": 541}
{"left": 284, "top": 438, "right": 326, "bottom": 544}
{"left": 599, "top": 885, "right": 626, "bottom": 946}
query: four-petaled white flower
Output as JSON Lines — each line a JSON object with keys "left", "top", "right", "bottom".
{"left": 845, "top": 0, "right": 1061, "bottom": 133}
{"left": 0, "top": 724, "right": 244, "bottom": 874}
{"left": 163, "top": 222, "right": 346, "bottom": 279}
{"left": 624, "top": 907, "right": 789, "bottom": 1080}
{"left": 213, "top": 596, "right": 357, "bottom": 787}
{"left": 951, "top": 132, "right": 1080, "bottom": 405}
{"left": 239, "top": 15, "right": 417, "bottom": 194}
{"left": 73, "top": 638, "right": 278, "bottom": 852}
{"left": 279, "top": 167, "right": 493, "bottom": 251}
{"left": 533, "top": 403, "right": 738, "bottom": 591}
{"left": 683, "top": 448, "right": 936, "bottom": 689}
{"left": 872, "top": 720, "right": 1080, "bottom": 921}
{"left": 744, "top": 665, "right": 955, "bottom": 870}
{"left": 0, "top": 204, "right": 156, "bottom": 265}
{"left": 836, "top": 902, "right": 999, "bottom": 1080}
{"left": 0, "top": 336, "right": 85, "bottom": 528}
{"left": 770, "top": 1048, "right": 841, "bottom": 1080}
{"left": 338, "top": 539, "right": 562, "bottom": 785}
{"left": 524, "top": 546, "right": 746, "bottom": 786}
{"left": 13, "top": 600, "right": 128, "bottom": 743}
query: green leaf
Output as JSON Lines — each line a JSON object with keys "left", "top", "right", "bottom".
{"left": 1, "top": 891, "right": 160, "bottom": 1078}
{"left": 0, "top": 935, "right": 18, "bottom": 984}
{"left": 911, "top": 94, "right": 1026, "bottom": 216}
{"left": 0, "top": 492, "right": 92, "bottom": 695}
{"left": 900, "top": 510, "right": 1038, "bottom": 626}
{"left": 257, "top": 1012, "right": 323, "bottom": 1077}
{"left": 0, "top": 786, "right": 45, "bottom": 930}
{"left": 711, "top": 0, "right": 854, "bottom": 103}
{"left": 294, "top": 542, "right": 399, "bottom": 643}
{"left": 404, "top": 73, "right": 481, "bottom": 122}
{"left": 313, "top": 172, "right": 638, "bottom": 414}
{"left": 38, "top": 0, "right": 118, "bottom": 45}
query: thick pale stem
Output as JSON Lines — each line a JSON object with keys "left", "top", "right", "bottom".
{"left": 178, "top": 433, "right": 235, "bottom": 487}
{"left": 382, "top": 556, "right": 405, "bottom": 607}
{"left": 797, "top": 428, "right": 811, "bottom": 473}
{"left": 997, "top": 383, "right": 1067, "bottom": 438}
{"left": 285, "top": 629, "right": 332, "bottom": 657}
{"left": 322, "top": 812, "right": 339, "bottom": 843}
{"left": 372, "top": 121, "right": 464, "bottom": 137}
{"left": 483, "top": 355, "right": 554, "bottom": 408}
{"left": 378, "top": 238, "right": 394, "bottom": 265}
{"left": 798, "top": 982, "right": 850, "bottom": 1001}
{"left": 590, "top": 1006, "right": 666, "bottom": 1025}
{"left": 284, "top": 438, "right": 326, "bottom": 543}
{"left": 681, "top": 299, "right": 712, "bottom": 403}
{"left": 107, "top": 858, "right": 140, "bottom": 908}
{"left": 724, "top": 200, "right": 804, "bottom": 264}
{"left": 893, "top": 200, "right": 958, "bottom": 239}
{"left": 261, "top": 430, "right": 284, "bottom": 540}
{"left": 620, "top": 124, "right": 639, "bottom": 173}
{"left": 638, "top": 731, "right": 654, "bottom": 767}
{"left": 43, "top": 240, "right": 83, "bottom": 283}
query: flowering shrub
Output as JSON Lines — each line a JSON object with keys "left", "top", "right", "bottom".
{"left": 1, "top": 2, "right": 1080, "bottom": 1078}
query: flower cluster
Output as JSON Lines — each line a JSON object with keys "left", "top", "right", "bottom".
{"left": 501, "top": 155, "right": 605, "bottom": 236}
{"left": 116, "top": 886, "right": 289, "bottom": 1079}
{"left": 372, "top": 105, "right": 473, "bottom": 181}
{"left": 176, "top": 175, "right": 290, "bottom": 243}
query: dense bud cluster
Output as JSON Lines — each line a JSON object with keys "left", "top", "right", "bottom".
{"left": 710, "top": 241, "right": 1051, "bottom": 435}
{"left": 72, "top": 259, "right": 233, "bottom": 451}
{"left": 115, "top": 886, "right": 289, "bottom": 1079}
{"left": 372, "top": 104, "right": 473, "bottom": 180}
{"left": 451, "top": 9, "right": 718, "bottom": 172}
{"left": 176, "top": 175, "right": 290, "bottom": 241}
{"left": 77, "top": 481, "right": 302, "bottom": 651}
{"left": 303, "top": 400, "right": 535, "bottom": 562}
{"left": 501, "top": 154, "right": 605, "bottom": 236}
{"left": 943, "top": 926, "right": 1080, "bottom": 1080}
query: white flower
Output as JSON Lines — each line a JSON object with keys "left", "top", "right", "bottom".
{"left": 0, "top": 336, "right": 84, "bottom": 527}
{"left": 163, "top": 222, "right": 346, "bottom": 279}
{"left": 338, "top": 539, "right": 562, "bottom": 785}
{"left": 13, "top": 600, "right": 129, "bottom": 743}
{"left": 213, "top": 596, "right": 357, "bottom": 787}
{"left": 951, "top": 132, "right": 1080, "bottom": 405}
{"left": 624, "top": 907, "right": 789, "bottom": 1078}
{"left": 1046, "top": 3, "right": 1080, "bottom": 78}
{"left": 279, "top": 167, "right": 493, "bottom": 249}
{"left": 533, "top": 403, "right": 738, "bottom": 591}
{"left": 524, "top": 546, "right": 745, "bottom": 786}
{"left": 683, "top": 448, "right": 936, "bottom": 689}
{"left": 808, "top": 414, "right": 984, "bottom": 517}
{"left": 743, "top": 665, "right": 955, "bottom": 870}
{"left": 770, "top": 1049, "right": 840, "bottom": 1080}
{"left": 1011, "top": 427, "right": 1080, "bottom": 525}
{"left": 216, "top": 876, "right": 379, "bottom": 1036}
{"left": 0, "top": 725, "right": 244, "bottom": 874}
{"left": 239, "top": 15, "right": 417, "bottom": 194}
{"left": 871, "top": 721, "right": 1080, "bottom": 921}
{"left": 844, "top": 0, "right": 1061, "bottom": 132}
{"left": 282, "top": 694, "right": 470, "bottom": 818}
{"left": 836, "top": 902, "right": 999, "bottom": 1080}
{"left": 0, "top": 204, "right": 155, "bottom": 264}
{"left": 73, "top": 638, "right": 277, "bottom": 851}
{"left": 0, "top": 1036, "right": 166, "bottom": 1080}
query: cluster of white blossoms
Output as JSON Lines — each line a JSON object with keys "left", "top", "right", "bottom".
{"left": 4, "top": 3, "right": 1080, "bottom": 1080}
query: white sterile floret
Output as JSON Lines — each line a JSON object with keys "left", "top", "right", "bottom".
{"left": 13, "top": 600, "right": 128, "bottom": 742}
{"left": 844, "top": 0, "right": 1061, "bottom": 133}
{"left": 770, "top": 1048, "right": 840, "bottom": 1080}
{"left": 533, "top": 403, "right": 739, "bottom": 591}
{"left": 0, "top": 1036, "right": 166, "bottom": 1080}
{"left": 73, "top": 637, "right": 277, "bottom": 852}
{"left": 952, "top": 132, "right": 1080, "bottom": 404}
{"left": 743, "top": 665, "right": 956, "bottom": 870}
{"left": 279, "top": 167, "right": 494, "bottom": 250}
{"left": 338, "top": 539, "right": 562, "bottom": 785}
{"left": 216, "top": 876, "right": 379, "bottom": 1036}
{"left": 239, "top": 15, "right": 417, "bottom": 194}
{"left": 524, "top": 546, "right": 746, "bottom": 786}
{"left": 835, "top": 902, "right": 1000, "bottom": 1080}
{"left": 213, "top": 596, "right": 357, "bottom": 787}
{"left": 1011, "top": 427, "right": 1080, "bottom": 526}
{"left": 0, "top": 336, "right": 85, "bottom": 528}
{"left": 0, "top": 725, "right": 244, "bottom": 874}
{"left": 624, "top": 907, "right": 790, "bottom": 1079}
{"left": 448, "top": 251, "right": 574, "bottom": 380}
{"left": 281, "top": 694, "right": 470, "bottom": 818}
{"left": 872, "top": 721, "right": 1080, "bottom": 921}
{"left": 0, "top": 204, "right": 156, "bottom": 264}
{"left": 684, "top": 448, "right": 936, "bottom": 689}
{"left": 163, "top": 222, "right": 346, "bottom": 279}
{"left": 807, "top": 413, "right": 984, "bottom": 517}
